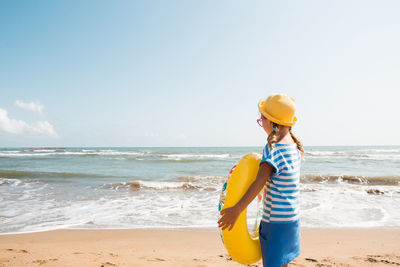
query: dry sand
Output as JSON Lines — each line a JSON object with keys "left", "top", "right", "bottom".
{"left": 0, "top": 228, "right": 399, "bottom": 266}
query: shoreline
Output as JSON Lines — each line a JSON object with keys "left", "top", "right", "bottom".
{"left": 2, "top": 225, "right": 400, "bottom": 236}
{"left": 1, "top": 228, "right": 399, "bottom": 266}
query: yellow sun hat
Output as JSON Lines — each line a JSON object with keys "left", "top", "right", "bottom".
{"left": 258, "top": 94, "right": 297, "bottom": 126}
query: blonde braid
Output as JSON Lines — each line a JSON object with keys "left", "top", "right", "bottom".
{"left": 289, "top": 127, "right": 304, "bottom": 158}
{"left": 267, "top": 122, "right": 280, "bottom": 149}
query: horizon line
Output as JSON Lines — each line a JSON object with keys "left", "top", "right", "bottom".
{"left": 1, "top": 145, "right": 399, "bottom": 149}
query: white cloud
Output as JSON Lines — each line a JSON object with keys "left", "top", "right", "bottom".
{"left": 14, "top": 100, "right": 44, "bottom": 113}
{"left": 0, "top": 108, "right": 58, "bottom": 138}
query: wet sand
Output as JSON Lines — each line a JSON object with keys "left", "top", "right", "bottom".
{"left": 0, "top": 228, "right": 399, "bottom": 266}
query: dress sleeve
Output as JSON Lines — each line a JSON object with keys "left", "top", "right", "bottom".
{"left": 260, "top": 144, "right": 279, "bottom": 174}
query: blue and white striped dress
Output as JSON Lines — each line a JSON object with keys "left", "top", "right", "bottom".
{"left": 258, "top": 142, "right": 301, "bottom": 267}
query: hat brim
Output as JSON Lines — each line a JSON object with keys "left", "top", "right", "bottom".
{"left": 258, "top": 100, "right": 297, "bottom": 126}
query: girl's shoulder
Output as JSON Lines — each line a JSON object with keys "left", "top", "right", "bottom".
{"left": 273, "top": 142, "right": 297, "bottom": 152}
{"left": 274, "top": 142, "right": 297, "bottom": 146}
{"left": 264, "top": 142, "right": 296, "bottom": 152}
{"left": 271, "top": 143, "right": 301, "bottom": 160}
{"left": 264, "top": 143, "right": 298, "bottom": 161}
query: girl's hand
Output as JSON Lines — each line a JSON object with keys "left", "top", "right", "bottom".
{"left": 218, "top": 205, "right": 242, "bottom": 231}
{"left": 218, "top": 163, "right": 273, "bottom": 231}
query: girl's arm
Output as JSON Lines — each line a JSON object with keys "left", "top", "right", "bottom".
{"left": 218, "top": 162, "right": 273, "bottom": 231}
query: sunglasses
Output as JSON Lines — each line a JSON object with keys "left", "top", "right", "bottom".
{"left": 257, "top": 115, "right": 265, "bottom": 127}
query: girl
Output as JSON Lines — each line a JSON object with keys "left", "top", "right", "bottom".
{"left": 218, "top": 94, "right": 304, "bottom": 267}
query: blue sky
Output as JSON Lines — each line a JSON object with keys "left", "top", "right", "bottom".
{"left": 1, "top": 1, "right": 399, "bottom": 147}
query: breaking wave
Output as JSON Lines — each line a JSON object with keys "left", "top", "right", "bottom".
{"left": 109, "top": 178, "right": 220, "bottom": 192}
{"left": 302, "top": 174, "right": 400, "bottom": 185}
{"left": 0, "top": 169, "right": 110, "bottom": 179}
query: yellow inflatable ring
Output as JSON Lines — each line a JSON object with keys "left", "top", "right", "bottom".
{"left": 218, "top": 153, "right": 263, "bottom": 265}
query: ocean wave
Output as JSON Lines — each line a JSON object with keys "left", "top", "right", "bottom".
{"left": 0, "top": 169, "right": 109, "bottom": 179}
{"left": 305, "top": 149, "right": 400, "bottom": 161}
{"left": 104, "top": 153, "right": 231, "bottom": 162}
{"left": 33, "top": 149, "right": 56, "bottom": 152}
{"left": 302, "top": 174, "right": 400, "bottom": 185}
{"left": 357, "top": 148, "right": 400, "bottom": 153}
{"left": 162, "top": 153, "right": 230, "bottom": 160}
{"left": 96, "top": 150, "right": 145, "bottom": 156}
{"left": 0, "top": 150, "right": 146, "bottom": 157}
{"left": 0, "top": 178, "right": 46, "bottom": 186}
{"left": 306, "top": 151, "right": 337, "bottom": 156}
{"left": 0, "top": 152, "right": 52, "bottom": 157}
{"left": 175, "top": 176, "right": 224, "bottom": 183}
{"left": 110, "top": 180, "right": 218, "bottom": 191}
{"left": 0, "top": 150, "right": 231, "bottom": 162}
{"left": 0, "top": 178, "right": 23, "bottom": 186}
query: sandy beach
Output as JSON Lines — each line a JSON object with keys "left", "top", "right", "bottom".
{"left": 0, "top": 228, "right": 399, "bottom": 267}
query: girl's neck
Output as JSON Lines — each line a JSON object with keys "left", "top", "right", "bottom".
{"left": 275, "top": 129, "right": 295, "bottom": 144}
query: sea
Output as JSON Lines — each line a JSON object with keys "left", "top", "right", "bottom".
{"left": 0, "top": 146, "right": 399, "bottom": 234}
